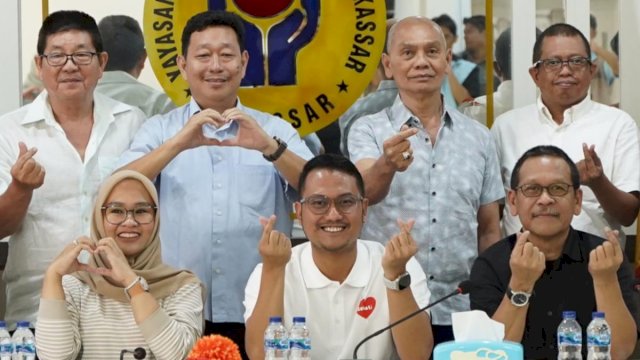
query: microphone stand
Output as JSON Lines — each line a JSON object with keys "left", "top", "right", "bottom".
{"left": 352, "top": 286, "right": 466, "bottom": 359}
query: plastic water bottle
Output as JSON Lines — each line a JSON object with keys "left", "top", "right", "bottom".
{"left": 0, "top": 321, "right": 12, "bottom": 360}
{"left": 557, "top": 311, "right": 583, "bottom": 360}
{"left": 587, "top": 312, "right": 611, "bottom": 360}
{"left": 12, "top": 321, "right": 35, "bottom": 360}
{"left": 264, "top": 316, "right": 288, "bottom": 360}
{"left": 289, "top": 316, "right": 311, "bottom": 360}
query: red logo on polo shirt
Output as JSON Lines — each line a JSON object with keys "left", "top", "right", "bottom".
{"left": 357, "top": 297, "right": 376, "bottom": 319}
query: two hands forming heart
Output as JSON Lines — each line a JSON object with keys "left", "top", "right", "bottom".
{"left": 178, "top": 107, "right": 276, "bottom": 154}
{"left": 47, "top": 236, "right": 137, "bottom": 288}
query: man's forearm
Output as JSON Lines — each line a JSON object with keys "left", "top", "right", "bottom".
{"left": 270, "top": 149, "right": 307, "bottom": 191}
{"left": 0, "top": 181, "right": 33, "bottom": 237}
{"left": 593, "top": 277, "right": 637, "bottom": 359}
{"left": 245, "top": 266, "right": 286, "bottom": 360}
{"left": 358, "top": 158, "right": 396, "bottom": 205}
{"left": 387, "top": 289, "right": 432, "bottom": 360}
{"left": 118, "top": 138, "right": 184, "bottom": 180}
{"left": 492, "top": 296, "right": 528, "bottom": 342}
{"left": 589, "top": 176, "right": 639, "bottom": 226}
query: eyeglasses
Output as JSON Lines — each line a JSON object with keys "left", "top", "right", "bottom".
{"left": 101, "top": 204, "right": 157, "bottom": 225}
{"left": 300, "top": 194, "right": 363, "bottom": 215}
{"left": 516, "top": 183, "right": 573, "bottom": 198}
{"left": 533, "top": 57, "right": 591, "bottom": 72}
{"left": 40, "top": 51, "right": 97, "bottom": 66}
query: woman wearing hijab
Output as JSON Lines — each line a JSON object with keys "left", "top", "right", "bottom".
{"left": 36, "top": 170, "right": 204, "bottom": 359}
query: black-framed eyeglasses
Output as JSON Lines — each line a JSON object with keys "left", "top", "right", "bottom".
{"left": 40, "top": 51, "right": 97, "bottom": 66}
{"left": 101, "top": 204, "right": 157, "bottom": 225}
{"left": 533, "top": 57, "right": 591, "bottom": 72}
{"left": 300, "top": 194, "right": 363, "bottom": 215}
{"left": 516, "top": 183, "right": 573, "bottom": 198}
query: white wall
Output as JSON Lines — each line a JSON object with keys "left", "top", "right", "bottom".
{"left": 0, "top": 0, "right": 22, "bottom": 115}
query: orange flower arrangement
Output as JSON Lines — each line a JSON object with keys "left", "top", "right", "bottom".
{"left": 187, "top": 335, "right": 242, "bottom": 360}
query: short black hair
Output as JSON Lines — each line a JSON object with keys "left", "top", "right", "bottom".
{"left": 510, "top": 145, "right": 580, "bottom": 191}
{"left": 463, "top": 15, "right": 485, "bottom": 32}
{"left": 532, "top": 23, "right": 591, "bottom": 63}
{"left": 495, "top": 28, "right": 511, "bottom": 80}
{"left": 299, "top": 154, "right": 365, "bottom": 197}
{"left": 98, "top": 15, "right": 144, "bottom": 72}
{"left": 181, "top": 10, "right": 245, "bottom": 56}
{"left": 432, "top": 14, "right": 457, "bottom": 37}
{"left": 37, "top": 10, "right": 103, "bottom": 55}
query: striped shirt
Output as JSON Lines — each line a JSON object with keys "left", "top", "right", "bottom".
{"left": 36, "top": 276, "right": 203, "bottom": 360}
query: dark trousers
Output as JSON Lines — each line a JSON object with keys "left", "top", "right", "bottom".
{"left": 204, "top": 321, "right": 249, "bottom": 360}
{"left": 431, "top": 324, "right": 454, "bottom": 359}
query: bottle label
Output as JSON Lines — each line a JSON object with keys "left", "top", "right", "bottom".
{"left": 587, "top": 334, "right": 611, "bottom": 346}
{"left": 558, "top": 333, "right": 582, "bottom": 345}
{"left": 290, "top": 338, "right": 311, "bottom": 350}
{"left": 264, "top": 338, "right": 289, "bottom": 350}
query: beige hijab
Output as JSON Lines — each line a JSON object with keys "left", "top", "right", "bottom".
{"left": 74, "top": 170, "right": 201, "bottom": 303}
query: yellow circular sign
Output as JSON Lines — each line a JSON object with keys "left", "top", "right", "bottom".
{"left": 144, "top": 0, "right": 386, "bottom": 137}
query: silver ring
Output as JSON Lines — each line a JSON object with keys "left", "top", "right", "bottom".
{"left": 402, "top": 151, "right": 411, "bottom": 160}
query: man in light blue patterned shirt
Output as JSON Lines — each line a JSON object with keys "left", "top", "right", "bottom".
{"left": 348, "top": 16, "right": 503, "bottom": 346}
{"left": 117, "top": 11, "right": 312, "bottom": 355}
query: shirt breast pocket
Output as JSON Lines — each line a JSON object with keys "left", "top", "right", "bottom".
{"left": 236, "top": 165, "right": 277, "bottom": 213}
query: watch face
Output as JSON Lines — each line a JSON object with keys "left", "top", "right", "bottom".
{"left": 512, "top": 292, "right": 528, "bottom": 305}
{"left": 398, "top": 273, "right": 411, "bottom": 290}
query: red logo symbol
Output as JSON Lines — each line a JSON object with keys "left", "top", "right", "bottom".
{"left": 357, "top": 297, "right": 376, "bottom": 319}
{"left": 233, "top": 0, "right": 294, "bottom": 17}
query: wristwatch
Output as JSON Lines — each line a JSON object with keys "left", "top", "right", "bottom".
{"left": 383, "top": 272, "right": 411, "bottom": 291}
{"left": 262, "top": 136, "right": 287, "bottom": 162}
{"left": 507, "top": 287, "right": 531, "bottom": 307}
{"left": 124, "top": 276, "right": 149, "bottom": 301}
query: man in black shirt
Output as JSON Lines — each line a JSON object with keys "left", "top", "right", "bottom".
{"left": 470, "top": 145, "right": 637, "bottom": 359}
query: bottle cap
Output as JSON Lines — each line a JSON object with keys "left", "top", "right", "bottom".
{"left": 562, "top": 311, "right": 576, "bottom": 319}
{"left": 592, "top": 311, "right": 605, "bottom": 319}
{"left": 293, "top": 316, "right": 306, "bottom": 323}
{"left": 0, "top": 321, "right": 5, "bottom": 328}
{"left": 269, "top": 316, "right": 283, "bottom": 323}
{"left": 16, "top": 321, "right": 30, "bottom": 328}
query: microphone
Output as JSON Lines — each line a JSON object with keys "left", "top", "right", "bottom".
{"left": 119, "top": 347, "right": 147, "bottom": 360}
{"left": 351, "top": 280, "right": 474, "bottom": 359}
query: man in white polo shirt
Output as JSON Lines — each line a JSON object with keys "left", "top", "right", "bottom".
{"left": 492, "top": 23, "right": 639, "bottom": 240}
{"left": 243, "top": 154, "right": 432, "bottom": 360}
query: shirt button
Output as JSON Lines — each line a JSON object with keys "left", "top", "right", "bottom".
{"left": 216, "top": 210, "right": 222, "bottom": 216}
{"left": 215, "top": 183, "right": 222, "bottom": 189}
{"left": 429, "top": 275, "right": 434, "bottom": 280}
{"left": 432, "top": 218, "right": 437, "bottom": 223}
{"left": 431, "top": 191, "right": 436, "bottom": 196}
{"left": 430, "top": 247, "right": 436, "bottom": 252}
{"left": 216, "top": 239, "right": 222, "bottom": 244}
{"left": 215, "top": 269, "right": 221, "bottom": 274}
{"left": 432, "top": 164, "right": 436, "bottom": 168}
{"left": 217, "top": 156, "right": 222, "bottom": 161}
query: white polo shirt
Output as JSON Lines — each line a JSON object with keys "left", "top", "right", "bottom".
{"left": 244, "top": 240, "right": 431, "bottom": 360}
{"left": 492, "top": 96, "right": 640, "bottom": 238}
{"left": 0, "top": 91, "right": 146, "bottom": 326}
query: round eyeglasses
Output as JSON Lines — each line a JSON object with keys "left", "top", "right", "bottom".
{"left": 300, "top": 194, "right": 363, "bottom": 215}
{"left": 40, "top": 51, "right": 97, "bottom": 66}
{"left": 101, "top": 204, "right": 157, "bottom": 225}
{"left": 516, "top": 183, "right": 573, "bottom": 198}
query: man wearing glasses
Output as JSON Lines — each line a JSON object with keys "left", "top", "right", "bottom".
{"left": 470, "top": 145, "right": 637, "bottom": 359}
{"left": 492, "top": 23, "right": 639, "bottom": 243}
{"left": 0, "top": 10, "right": 145, "bottom": 329}
{"left": 243, "top": 154, "right": 433, "bottom": 359}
